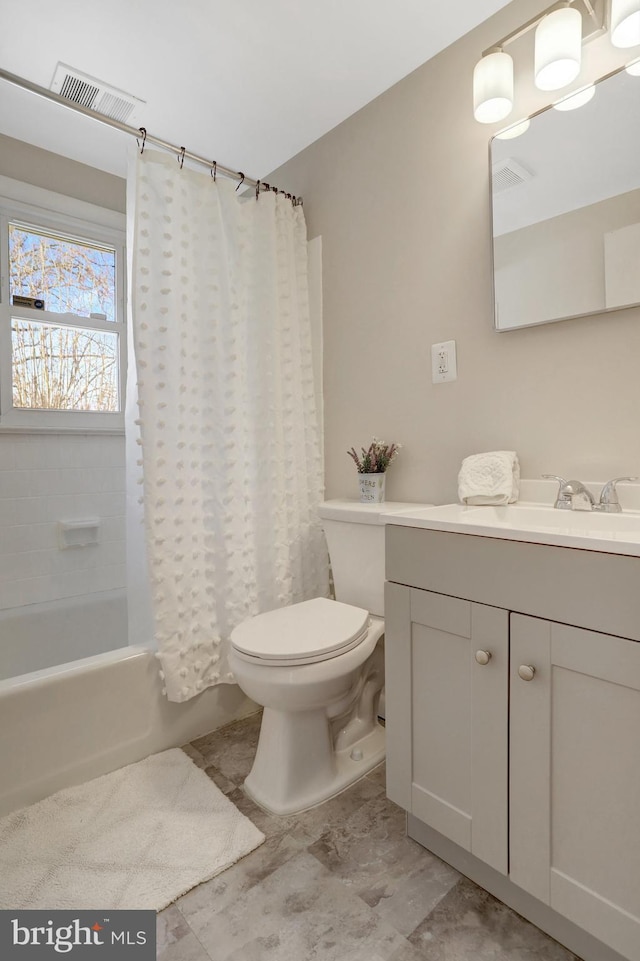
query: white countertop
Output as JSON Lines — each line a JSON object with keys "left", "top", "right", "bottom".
{"left": 382, "top": 482, "right": 640, "bottom": 557}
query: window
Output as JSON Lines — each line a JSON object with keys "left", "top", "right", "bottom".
{"left": 0, "top": 197, "right": 125, "bottom": 430}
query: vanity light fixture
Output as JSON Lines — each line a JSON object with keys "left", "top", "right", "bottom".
{"left": 473, "top": 0, "right": 605, "bottom": 124}
{"left": 535, "top": 5, "right": 583, "bottom": 90}
{"left": 611, "top": 0, "right": 640, "bottom": 47}
{"left": 473, "top": 50, "right": 514, "bottom": 122}
{"left": 552, "top": 82, "right": 596, "bottom": 108}
{"left": 626, "top": 56, "right": 640, "bottom": 72}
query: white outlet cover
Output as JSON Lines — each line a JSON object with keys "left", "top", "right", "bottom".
{"left": 431, "top": 340, "right": 457, "bottom": 383}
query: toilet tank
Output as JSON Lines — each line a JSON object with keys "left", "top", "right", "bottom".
{"left": 318, "top": 500, "right": 427, "bottom": 616}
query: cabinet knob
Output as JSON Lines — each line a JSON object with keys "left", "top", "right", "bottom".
{"left": 518, "top": 664, "right": 536, "bottom": 682}
{"left": 475, "top": 650, "right": 492, "bottom": 665}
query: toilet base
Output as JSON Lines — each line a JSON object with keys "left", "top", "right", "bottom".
{"left": 243, "top": 714, "right": 386, "bottom": 816}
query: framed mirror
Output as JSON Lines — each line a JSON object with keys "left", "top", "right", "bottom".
{"left": 490, "top": 66, "right": 640, "bottom": 331}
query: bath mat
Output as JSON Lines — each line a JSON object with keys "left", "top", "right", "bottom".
{"left": 0, "top": 748, "right": 264, "bottom": 911}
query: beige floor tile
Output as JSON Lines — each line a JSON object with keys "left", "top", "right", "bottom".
{"left": 408, "top": 876, "right": 581, "bottom": 961}
{"left": 191, "top": 711, "right": 262, "bottom": 786}
{"left": 157, "top": 930, "right": 211, "bottom": 961}
{"left": 178, "top": 832, "right": 308, "bottom": 921}
{"left": 183, "top": 850, "right": 415, "bottom": 961}
{"left": 156, "top": 905, "right": 208, "bottom": 961}
{"left": 307, "top": 793, "right": 438, "bottom": 907}
{"left": 177, "top": 713, "right": 587, "bottom": 961}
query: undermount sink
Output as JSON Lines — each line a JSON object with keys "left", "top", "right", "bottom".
{"left": 383, "top": 501, "right": 640, "bottom": 556}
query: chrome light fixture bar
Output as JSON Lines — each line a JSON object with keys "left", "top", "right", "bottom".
{"left": 473, "top": 0, "right": 608, "bottom": 123}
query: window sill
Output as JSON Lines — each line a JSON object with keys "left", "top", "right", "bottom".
{"left": 0, "top": 422, "right": 125, "bottom": 436}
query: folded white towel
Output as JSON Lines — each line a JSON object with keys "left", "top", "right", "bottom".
{"left": 458, "top": 451, "right": 520, "bottom": 506}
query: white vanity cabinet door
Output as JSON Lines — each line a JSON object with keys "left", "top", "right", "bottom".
{"left": 510, "top": 614, "right": 640, "bottom": 961}
{"left": 385, "top": 583, "right": 509, "bottom": 874}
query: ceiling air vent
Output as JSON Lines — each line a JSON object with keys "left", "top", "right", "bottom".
{"left": 492, "top": 158, "right": 533, "bottom": 195}
{"left": 50, "top": 63, "right": 145, "bottom": 125}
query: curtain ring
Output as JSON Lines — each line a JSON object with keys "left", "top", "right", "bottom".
{"left": 235, "top": 172, "right": 245, "bottom": 192}
{"left": 255, "top": 180, "right": 261, "bottom": 201}
{"left": 177, "top": 146, "right": 186, "bottom": 169}
{"left": 211, "top": 160, "right": 217, "bottom": 181}
{"left": 136, "top": 128, "right": 147, "bottom": 154}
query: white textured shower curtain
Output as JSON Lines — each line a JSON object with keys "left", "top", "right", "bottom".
{"left": 126, "top": 150, "right": 329, "bottom": 702}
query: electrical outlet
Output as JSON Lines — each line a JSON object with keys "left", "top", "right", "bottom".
{"left": 431, "top": 340, "right": 457, "bottom": 383}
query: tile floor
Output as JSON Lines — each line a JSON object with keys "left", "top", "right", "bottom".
{"left": 158, "top": 712, "right": 580, "bottom": 961}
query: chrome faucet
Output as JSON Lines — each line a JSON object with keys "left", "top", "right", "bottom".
{"left": 543, "top": 475, "right": 595, "bottom": 511}
{"left": 595, "top": 476, "right": 638, "bottom": 513}
{"left": 543, "top": 475, "right": 637, "bottom": 512}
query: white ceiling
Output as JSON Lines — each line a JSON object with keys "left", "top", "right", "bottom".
{"left": 0, "top": 0, "right": 512, "bottom": 181}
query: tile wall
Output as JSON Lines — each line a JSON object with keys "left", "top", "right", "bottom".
{"left": 0, "top": 433, "right": 126, "bottom": 610}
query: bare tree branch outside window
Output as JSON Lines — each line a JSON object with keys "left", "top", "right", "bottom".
{"left": 9, "top": 225, "right": 119, "bottom": 412}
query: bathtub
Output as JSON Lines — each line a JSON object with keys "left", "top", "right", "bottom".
{"left": 0, "top": 592, "right": 255, "bottom": 817}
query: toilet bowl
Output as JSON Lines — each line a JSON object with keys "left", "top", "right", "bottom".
{"left": 230, "top": 597, "right": 385, "bottom": 814}
{"left": 229, "top": 499, "right": 429, "bottom": 816}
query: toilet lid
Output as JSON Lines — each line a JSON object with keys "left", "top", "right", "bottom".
{"left": 230, "top": 597, "right": 370, "bottom": 663}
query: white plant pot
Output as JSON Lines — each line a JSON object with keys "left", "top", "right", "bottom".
{"left": 358, "top": 473, "right": 386, "bottom": 504}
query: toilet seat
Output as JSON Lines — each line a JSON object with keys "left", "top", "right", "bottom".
{"left": 230, "top": 596, "right": 370, "bottom": 666}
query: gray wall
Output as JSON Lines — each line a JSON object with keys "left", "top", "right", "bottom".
{"left": 269, "top": 0, "right": 640, "bottom": 504}
{"left": 0, "top": 133, "right": 125, "bottom": 212}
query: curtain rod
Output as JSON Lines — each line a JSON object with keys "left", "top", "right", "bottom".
{"left": 0, "top": 67, "right": 301, "bottom": 205}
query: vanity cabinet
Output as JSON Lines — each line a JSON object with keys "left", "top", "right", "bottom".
{"left": 510, "top": 614, "right": 640, "bottom": 960}
{"left": 388, "top": 588, "right": 509, "bottom": 873}
{"left": 385, "top": 526, "right": 640, "bottom": 961}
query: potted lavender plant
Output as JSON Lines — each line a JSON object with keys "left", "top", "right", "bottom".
{"left": 347, "top": 438, "right": 401, "bottom": 503}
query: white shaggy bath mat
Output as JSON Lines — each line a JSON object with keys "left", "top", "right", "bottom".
{"left": 0, "top": 748, "right": 264, "bottom": 911}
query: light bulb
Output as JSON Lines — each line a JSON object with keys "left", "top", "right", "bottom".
{"left": 611, "top": 0, "right": 640, "bottom": 48}
{"left": 535, "top": 7, "right": 582, "bottom": 91}
{"left": 473, "top": 51, "right": 514, "bottom": 123}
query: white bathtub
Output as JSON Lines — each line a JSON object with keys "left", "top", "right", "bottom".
{"left": 0, "top": 593, "right": 255, "bottom": 817}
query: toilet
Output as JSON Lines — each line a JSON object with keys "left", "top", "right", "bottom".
{"left": 229, "top": 498, "right": 427, "bottom": 815}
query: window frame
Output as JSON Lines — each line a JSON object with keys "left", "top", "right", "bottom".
{"left": 0, "top": 191, "right": 126, "bottom": 432}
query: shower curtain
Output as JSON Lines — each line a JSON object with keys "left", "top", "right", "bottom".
{"left": 126, "top": 149, "right": 329, "bottom": 702}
